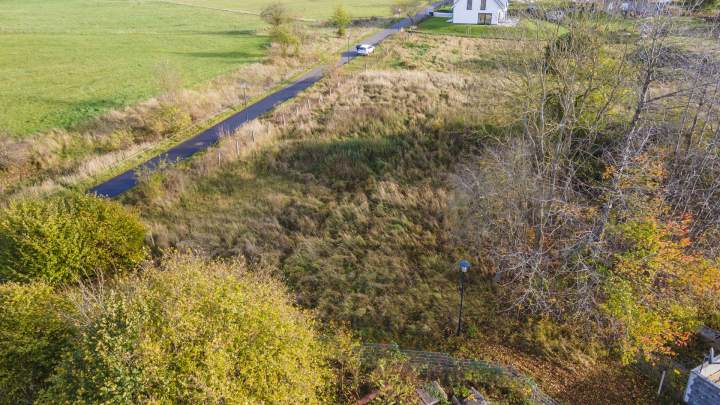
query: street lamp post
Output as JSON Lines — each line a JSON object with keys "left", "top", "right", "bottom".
{"left": 456, "top": 260, "right": 471, "bottom": 336}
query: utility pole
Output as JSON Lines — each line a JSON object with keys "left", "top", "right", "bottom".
{"left": 347, "top": 34, "right": 351, "bottom": 64}
{"left": 456, "top": 260, "right": 471, "bottom": 336}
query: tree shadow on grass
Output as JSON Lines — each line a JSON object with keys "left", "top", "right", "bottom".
{"left": 24, "top": 96, "right": 127, "bottom": 131}
{"left": 195, "top": 29, "right": 259, "bottom": 36}
{"left": 260, "top": 131, "right": 469, "bottom": 192}
{"left": 173, "top": 50, "right": 264, "bottom": 63}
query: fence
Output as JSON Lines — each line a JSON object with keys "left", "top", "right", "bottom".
{"left": 362, "top": 344, "right": 561, "bottom": 405}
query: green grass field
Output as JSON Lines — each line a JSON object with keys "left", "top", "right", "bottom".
{"left": 417, "top": 17, "right": 565, "bottom": 40}
{"left": 0, "top": 0, "right": 401, "bottom": 137}
{"left": 174, "top": 0, "right": 404, "bottom": 20}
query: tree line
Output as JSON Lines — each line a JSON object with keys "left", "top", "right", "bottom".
{"left": 452, "top": 6, "right": 720, "bottom": 363}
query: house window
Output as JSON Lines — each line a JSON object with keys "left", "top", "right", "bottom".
{"left": 480, "top": 0, "right": 487, "bottom": 9}
{"left": 467, "top": 0, "right": 472, "bottom": 10}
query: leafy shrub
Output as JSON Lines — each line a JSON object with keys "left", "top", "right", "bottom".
{"left": 41, "top": 253, "right": 330, "bottom": 403}
{"left": 0, "top": 282, "right": 76, "bottom": 405}
{"left": 602, "top": 218, "right": 717, "bottom": 363}
{"left": 260, "top": 3, "right": 291, "bottom": 26}
{"left": 0, "top": 193, "right": 146, "bottom": 285}
{"left": 269, "top": 25, "right": 301, "bottom": 56}
{"left": 331, "top": 5, "right": 351, "bottom": 37}
{"left": 463, "top": 365, "right": 534, "bottom": 405}
{"left": 146, "top": 104, "right": 191, "bottom": 138}
{"left": 368, "top": 353, "right": 421, "bottom": 403}
{"left": 322, "top": 328, "right": 365, "bottom": 402}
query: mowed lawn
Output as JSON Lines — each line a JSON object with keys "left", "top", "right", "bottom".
{"left": 417, "top": 17, "right": 565, "bottom": 40}
{"left": 0, "top": 0, "right": 401, "bottom": 137}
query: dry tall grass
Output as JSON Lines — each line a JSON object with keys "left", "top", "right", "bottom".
{"left": 123, "top": 33, "right": 503, "bottom": 342}
{"left": 122, "top": 32, "right": 664, "bottom": 404}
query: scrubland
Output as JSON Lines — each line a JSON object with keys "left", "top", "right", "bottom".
{"left": 122, "top": 29, "right": 670, "bottom": 403}
{"left": 3, "top": 1, "right": 720, "bottom": 403}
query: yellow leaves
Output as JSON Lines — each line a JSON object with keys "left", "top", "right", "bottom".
{"left": 606, "top": 212, "right": 720, "bottom": 363}
{"left": 602, "top": 165, "right": 616, "bottom": 181}
{"left": 42, "top": 253, "right": 331, "bottom": 404}
{"left": 0, "top": 193, "right": 146, "bottom": 285}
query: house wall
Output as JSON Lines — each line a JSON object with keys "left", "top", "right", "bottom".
{"left": 453, "top": 0, "right": 506, "bottom": 24}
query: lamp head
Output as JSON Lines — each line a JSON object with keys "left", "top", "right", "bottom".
{"left": 458, "top": 260, "right": 471, "bottom": 273}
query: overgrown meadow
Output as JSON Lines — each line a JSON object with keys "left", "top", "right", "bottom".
{"left": 2, "top": 2, "right": 720, "bottom": 403}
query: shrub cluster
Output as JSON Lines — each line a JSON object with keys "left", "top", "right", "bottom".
{"left": 0, "top": 253, "right": 333, "bottom": 404}
{"left": 44, "top": 254, "right": 330, "bottom": 403}
{"left": 0, "top": 282, "right": 76, "bottom": 405}
{"left": 0, "top": 193, "right": 146, "bottom": 285}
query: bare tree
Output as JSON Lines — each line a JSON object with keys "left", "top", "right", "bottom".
{"left": 452, "top": 14, "right": 636, "bottom": 319}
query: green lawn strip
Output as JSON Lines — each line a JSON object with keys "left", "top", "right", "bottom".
{"left": 416, "top": 17, "right": 565, "bottom": 40}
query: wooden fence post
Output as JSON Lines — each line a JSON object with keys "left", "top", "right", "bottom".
{"left": 657, "top": 369, "right": 666, "bottom": 397}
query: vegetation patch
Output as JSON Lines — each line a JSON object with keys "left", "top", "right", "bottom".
{"left": 40, "top": 253, "right": 330, "bottom": 403}
{"left": 0, "top": 0, "right": 407, "bottom": 137}
{"left": 417, "top": 17, "right": 565, "bottom": 40}
{"left": 0, "top": 193, "right": 146, "bottom": 285}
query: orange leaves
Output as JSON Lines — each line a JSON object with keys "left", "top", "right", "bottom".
{"left": 605, "top": 211, "right": 720, "bottom": 363}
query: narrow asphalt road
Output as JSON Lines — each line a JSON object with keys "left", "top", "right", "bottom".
{"left": 90, "top": 4, "right": 442, "bottom": 198}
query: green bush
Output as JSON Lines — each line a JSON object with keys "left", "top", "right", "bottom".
{"left": 41, "top": 253, "right": 330, "bottom": 403}
{"left": 331, "top": 5, "right": 351, "bottom": 37}
{"left": 0, "top": 282, "right": 76, "bottom": 405}
{"left": 463, "top": 365, "right": 534, "bottom": 405}
{"left": 269, "top": 25, "right": 301, "bottom": 56}
{"left": 147, "top": 104, "right": 192, "bottom": 138}
{"left": 0, "top": 193, "right": 146, "bottom": 285}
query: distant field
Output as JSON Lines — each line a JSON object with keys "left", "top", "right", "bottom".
{"left": 175, "top": 0, "right": 402, "bottom": 19}
{"left": 0, "top": 0, "right": 400, "bottom": 137}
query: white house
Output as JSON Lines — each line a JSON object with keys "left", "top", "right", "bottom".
{"left": 452, "top": 0, "right": 508, "bottom": 25}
